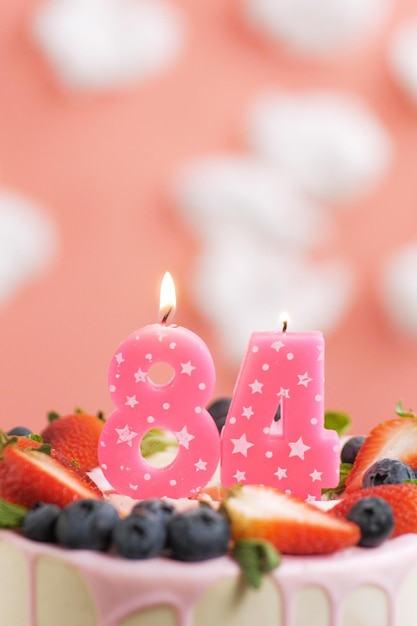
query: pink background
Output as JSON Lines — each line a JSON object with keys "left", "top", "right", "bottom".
{"left": 1, "top": 0, "right": 417, "bottom": 435}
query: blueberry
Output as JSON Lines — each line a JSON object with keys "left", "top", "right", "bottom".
{"left": 131, "top": 499, "right": 176, "bottom": 526}
{"left": 7, "top": 426, "right": 33, "bottom": 436}
{"left": 346, "top": 496, "right": 394, "bottom": 547}
{"left": 167, "top": 505, "right": 230, "bottom": 562}
{"left": 113, "top": 509, "right": 167, "bottom": 559}
{"left": 362, "top": 458, "right": 415, "bottom": 488}
{"left": 341, "top": 436, "right": 365, "bottom": 464}
{"left": 55, "top": 499, "right": 119, "bottom": 551}
{"left": 207, "top": 398, "right": 231, "bottom": 432}
{"left": 23, "top": 502, "right": 61, "bottom": 543}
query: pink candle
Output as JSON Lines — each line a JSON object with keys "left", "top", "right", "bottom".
{"left": 221, "top": 319, "right": 340, "bottom": 500}
{"left": 98, "top": 273, "right": 220, "bottom": 499}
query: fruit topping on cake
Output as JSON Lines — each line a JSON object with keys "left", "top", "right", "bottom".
{"left": 343, "top": 496, "right": 394, "bottom": 547}
{"left": 0, "top": 431, "right": 103, "bottom": 509}
{"left": 113, "top": 507, "right": 168, "bottom": 559}
{"left": 167, "top": 506, "right": 231, "bottom": 562}
{"left": 344, "top": 403, "right": 417, "bottom": 493}
{"left": 331, "top": 483, "right": 417, "bottom": 538}
{"left": 221, "top": 484, "right": 360, "bottom": 555}
{"left": 41, "top": 409, "right": 105, "bottom": 471}
{"left": 56, "top": 499, "right": 120, "bottom": 551}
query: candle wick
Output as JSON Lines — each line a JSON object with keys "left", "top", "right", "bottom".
{"left": 161, "top": 307, "right": 173, "bottom": 325}
{"left": 282, "top": 320, "right": 288, "bottom": 333}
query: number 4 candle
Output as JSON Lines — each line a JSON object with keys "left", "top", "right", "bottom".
{"left": 221, "top": 315, "right": 340, "bottom": 500}
{"left": 98, "top": 272, "right": 220, "bottom": 499}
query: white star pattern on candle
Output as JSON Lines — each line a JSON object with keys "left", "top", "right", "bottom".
{"left": 231, "top": 433, "right": 254, "bottom": 456}
{"left": 241, "top": 405, "right": 254, "bottom": 419}
{"left": 277, "top": 387, "right": 290, "bottom": 398}
{"left": 180, "top": 360, "right": 196, "bottom": 375}
{"left": 274, "top": 467, "right": 287, "bottom": 480}
{"left": 310, "top": 469, "right": 323, "bottom": 482}
{"left": 134, "top": 368, "right": 147, "bottom": 383}
{"left": 233, "top": 470, "right": 246, "bottom": 482}
{"left": 125, "top": 395, "right": 139, "bottom": 408}
{"left": 115, "top": 424, "right": 139, "bottom": 447}
{"left": 115, "top": 352, "right": 124, "bottom": 364}
{"left": 194, "top": 458, "right": 207, "bottom": 472}
{"left": 271, "top": 339, "right": 285, "bottom": 352}
{"left": 306, "top": 494, "right": 317, "bottom": 503}
{"left": 297, "top": 372, "right": 313, "bottom": 387}
{"left": 174, "top": 426, "right": 195, "bottom": 449}
{"left": 288, "top": 436, "right": 311, "bottom": 459}
{"left": 248, "top": 379, "right": 263, "bottom": 394}
{"left": 156, "top": 329, "right": 168, "bottom": 342}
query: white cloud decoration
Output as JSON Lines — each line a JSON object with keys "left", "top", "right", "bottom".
{"left": 243, "top": 0, "right": 392, "bottom": 57}
{"left": 31, "top": 0, "right": 185, "bottom": 90}
{"left": 246, "top": 91, "right": 392, "bottom": 203}
{"left": 175, "top": 155, "right": 354, "bottom": 362}
{"left": 380, "top": 242, "right": 417, "bottom": 336}
{"left": 389, "top": 19, "right": 417, "bottom": 104}
{"left": 0, "top": 191, "right": 58, "bottom": 306}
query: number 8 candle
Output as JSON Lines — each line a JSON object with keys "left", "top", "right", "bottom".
{"left": 98, "top": 272, "right": 220, "bottom": 499}
{"left": 221, "top": 315, "right": 340, "bottom": 501}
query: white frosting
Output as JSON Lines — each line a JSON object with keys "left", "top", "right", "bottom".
{"left": 379, "top": 241, "right": 417, "bottom": 335}
{"left": 242, "top": 0, "right": 392, "bottom": 57}
{"left": 31, "top": 0, "right": 185, "bottom": 90}
{"left": 0, "top": 190, "right": 58, "bottom": 307}
{"left": 246, "top": 91, "right": 392, "bottom": 203}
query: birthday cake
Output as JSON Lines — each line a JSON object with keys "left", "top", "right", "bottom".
{"left": 2, "top": 403, "right": 417, "bottom": 626}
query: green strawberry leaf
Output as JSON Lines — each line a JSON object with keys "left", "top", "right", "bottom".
{"left": 232, "top": 539, "right": 281, "bottom": 589}
{"left": 322, "top": 463, "right": 353, "bottom": 499}
{"left": 324, "top": 411, "right": 351, "bottom": 436}
{"left": 26, "top": 434, "right": 43, "bottom": 443}
{"left": 0, "top": 499, "right": 27, "bottom": 528}
{"left": 47, "top": 411, "right": 60, "bottom": 423}
{"left": 140, "top": 429, "right": 178, "bottom": 458}
{"left": 395, "top": 400, "right": 417, "bottom": 419}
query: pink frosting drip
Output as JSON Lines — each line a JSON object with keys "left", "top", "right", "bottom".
{"left": 2, "top": 530, "right": 417, "bottom": 626}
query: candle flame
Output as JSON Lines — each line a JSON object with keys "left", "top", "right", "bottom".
{"left": 159, "top": 272, "right": 176, "bottom": 324}
{"left": 279, "top": 311, "right": 290, "bottom": 332}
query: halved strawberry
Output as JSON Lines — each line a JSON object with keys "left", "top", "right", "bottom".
{"left": 0, "top": 434, "right": 103, "bottom": 508}
{"left": 344, "top": 418, "right": 417, "bottom": 493}
{"left": 331, "top": 484, "right": 417, "bottom": 537}
{"left": 41, "top": 410, "right": 104, "bottom": 471}
{"left": 221, "top": 485, "right": 360, "bottom": 555}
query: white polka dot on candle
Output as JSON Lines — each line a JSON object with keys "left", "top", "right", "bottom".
{"left": 315, "top": 394, "right": 322, "bottom": 401}
{"left": 195, "top": 406, "right": 202, "bottom": 413}
{"left": 144, "top": 474, "right": 151, "bottom": 480}
{"left": 287, "top": 353, "right": 294, "bottom": 360}
{"left": 147, "top": 416, "right": 155, "bottom": 423}
{"left": 109, "top": 385, "right": 116, "bottom": 392}
{"left": 199, "top": 382, "right": 206, "bottom": 390}
{"left": 230, "top": 416, "right": 236, "bottom": 424}
{"left": 262, "top": 363, "right": 269, "bottom": 371}
{"left": 265, "top": 451, "right": 273, "bottom": 458}
{"left": 169, "top": 479, "right": 177, "bottom": 486}
{"left": 263, "top": 427, "right": 270, "bottom": 434}
{"left": 162, "top": 403, "right": 170, "bottom": 410}
{"left": 252, "top": 345, "right": 259, "bottom": 352}
{"left": 311, "top": 417, "right": 318, "bottom": 425}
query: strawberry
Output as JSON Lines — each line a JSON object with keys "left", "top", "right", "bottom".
{"left": 41, "top": 409, "right": 105, "bottom": 471}
{"left": 221, "top": 485, "right": 360, "bottom": 555}
{"left": 344, "top": 418, "right": 417, "bottom": 493}
{"left": 11, "top": 435, "right": 102, "bottom": 497}
{"left": 331, "top": 484, "right": 417, "bottom": 537}
{"left": 0, "top": 433, "right": 103, "bottom": 508}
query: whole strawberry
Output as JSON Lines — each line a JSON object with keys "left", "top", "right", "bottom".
{"left": 41, "top": 409, "right": 105, "bottom": 471}
{"left": 0, "top": 432, "right": 102, "bottom": 508}
{"left": 222, "top": 485, "right": 360, "bottom": 555}
{"left": 331, "top": 483, "right": 417, "bottom": 538}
